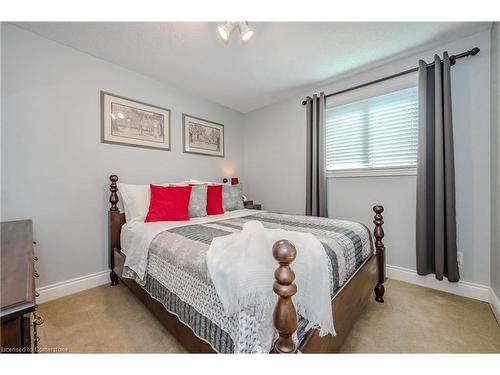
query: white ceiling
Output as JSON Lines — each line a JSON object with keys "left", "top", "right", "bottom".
{"left": 15, "top": 22, "right": 491, "bottom": 113}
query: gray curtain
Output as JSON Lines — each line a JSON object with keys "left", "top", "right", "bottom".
{"left": 305, "top": 93, "right": 328, "bottom": 217}
{"left": 416, "top": 52, "right": 459, "bottom": 282}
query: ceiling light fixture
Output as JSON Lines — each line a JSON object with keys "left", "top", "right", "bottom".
{"left": 217, "top": 22, "right": 254, "bottom": 44}
{"left": 217, "top": 22, "right": 235, "bottom": 42}
{"left": 238, "top": 22, "right": 254, "bottom": 43}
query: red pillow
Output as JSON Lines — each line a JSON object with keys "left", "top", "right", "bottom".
{"left": 206, "top": 185, "right": 224, "bottom": 215}
{"left": 145, "top": 184, "right": 192, "bottom": 222}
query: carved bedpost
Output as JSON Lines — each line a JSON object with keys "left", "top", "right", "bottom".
{"left": 109, "top": 175, "right": 119, "bottom": 211}
{"left": 109, "top": 175, "right": 119, "bottom": 286}
{"left": 373, "top": 205, "right": 385, "bottom": 303}
{"left": 272, "top": 240, "right": 298, "bottom": 354}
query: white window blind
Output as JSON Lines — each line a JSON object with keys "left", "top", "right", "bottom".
{"left": 325, "top": 86, "right": 418, "bottom": 173}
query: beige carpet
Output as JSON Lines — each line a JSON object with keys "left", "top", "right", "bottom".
{"left": 36, "top": 279, "right": 500, "bottom": 353}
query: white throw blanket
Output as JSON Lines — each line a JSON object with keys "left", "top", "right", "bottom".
{"left": 206, "top": 220, "right": 335, "bottom": 352}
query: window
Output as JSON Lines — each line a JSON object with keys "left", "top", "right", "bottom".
{"left": 326, "top": 83, "right": 418, "bottom": 177}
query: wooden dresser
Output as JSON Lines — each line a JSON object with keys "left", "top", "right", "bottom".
{"left": 1, "top": 220, "right": 43, "bottom": 354}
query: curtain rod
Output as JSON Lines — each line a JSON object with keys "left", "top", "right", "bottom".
{"left": 301, "top": 47, "right": 480, "bottom": 106}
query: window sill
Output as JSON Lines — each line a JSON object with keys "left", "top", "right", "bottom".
{"left": 327, "top": 168, "right": 417, "bottom": 178}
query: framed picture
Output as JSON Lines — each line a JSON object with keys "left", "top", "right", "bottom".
{"left": 182, "top": 114, "right": 224, "bottom": 157}
{"left": 101, "top": 91, "right": 170, "bottom": 151}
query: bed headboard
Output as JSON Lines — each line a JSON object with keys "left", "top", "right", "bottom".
{"left": 108, "top": 175, "right": 126, "bottom": 270}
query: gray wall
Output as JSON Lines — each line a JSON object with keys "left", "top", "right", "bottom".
{"left": 243, "top": 30, "right": 492, "bottom": 286}
{"left": 491, "top": 23, "right": 500, "bottom": 297}
{"left": 1, "top": 23, "right": 496, "bottom": 291}
{"left": 1, "top": 24, "right": 245, "bottom": 287}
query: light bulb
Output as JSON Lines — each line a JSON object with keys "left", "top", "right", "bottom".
{"left": 239, "top": 22, "right": 254, "bottom": 43}
{"left": 217, "top": 22, "right": 235, "bottom": 42}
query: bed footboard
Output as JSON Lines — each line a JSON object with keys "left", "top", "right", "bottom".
{"left": 373, "top": 206, "right": 386, "bottom": 303}
{"left": 271, "top": 240, "right": 298, "bottom": 354}
{"left": 271, "top": 205, "right": 386, "bottom": 353}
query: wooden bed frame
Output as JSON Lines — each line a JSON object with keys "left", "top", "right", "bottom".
{"left": 107, "top": 175, "right": 386, "bottom": 353}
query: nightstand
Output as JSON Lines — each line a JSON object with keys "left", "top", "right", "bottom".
{"left": 244, "top": 200, "right": 262, "bottom": 210}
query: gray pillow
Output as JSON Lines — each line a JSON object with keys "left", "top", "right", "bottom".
{"left": 222, "top": 184, "right": 244, "bottom": 211}
{"left": 189, "top": 184, "right": 208, "bottom": 217}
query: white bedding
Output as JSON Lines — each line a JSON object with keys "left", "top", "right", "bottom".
{"left": 120, "top": 209, "right": 263, "bottom": 282}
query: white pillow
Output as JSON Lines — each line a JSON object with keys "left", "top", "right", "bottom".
{"left": 168, "top": 181, "right": 190, "bottom": 186}
{"left": 189, "top": 179, "right": 224, "bottom": 185}
{"left": 117, "top": 183, "right": 150, "bottom": 222}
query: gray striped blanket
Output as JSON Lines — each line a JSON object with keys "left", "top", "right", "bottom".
{"left": 124, "top": 212, "right": 373, "bottom": 353}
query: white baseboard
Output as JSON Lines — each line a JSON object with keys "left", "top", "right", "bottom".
{"left": 37, "top": 270, "right": 110, "bottom": 304}
{"left": 489, "top": 288, "right": 500, "bottom": 325}
{"left": 36, "top": 265, "right": 500, "bottom": 322}
{"left": 386, "top": 264, "right": 490, "bottom": 302}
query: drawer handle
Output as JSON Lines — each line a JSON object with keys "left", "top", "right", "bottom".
{"left": 35, "top": 291, "right": 40, "bottom": 297}
{"left": 34, "top": 271, "right": 39, "bottom": 278}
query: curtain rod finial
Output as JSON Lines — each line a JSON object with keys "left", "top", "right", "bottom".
{"left": 470, "top": 47, "right": 480, "bottom": 56}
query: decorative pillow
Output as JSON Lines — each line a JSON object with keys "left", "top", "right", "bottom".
{"left": 222, "top": 184, "right": 244, "bottom": 211}
{"left": 118, "top": 182, "right": 186, "bottom": 223}
{"left": 188, "top": 184, "right": 208, "bottom": 218}
{"left": 145, "top": 185, "right": 192, "bottom": 222}
{"left": 206, "top": 185, "right": 224, "bottom": 215}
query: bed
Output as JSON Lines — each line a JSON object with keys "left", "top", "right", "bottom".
{"left": 107, "top": 175, "right": 386, "bottom": 353}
